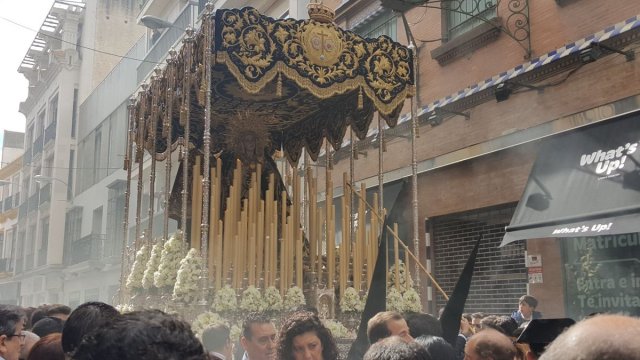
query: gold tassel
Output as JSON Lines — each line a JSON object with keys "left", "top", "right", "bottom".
{"left": 276, "top": 73, "right": 283, "bottom": 97}
{"left": 358, "top": 87, "right": 363, "bottom": 110}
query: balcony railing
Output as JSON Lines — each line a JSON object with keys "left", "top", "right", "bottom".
{"left": 37, "top": 248, "right": 47, "bottom": 267}
{"left": 39, "top": 183, "right": 51, "bottom": 205}
{"left": 45, "top": 121, "right": 57, "bottom": 144}
{"left": 65, "top": 234, "right": 105, "bottom": 266}
{"left": 33, "top": 135, "right": 44, "bottom": 157}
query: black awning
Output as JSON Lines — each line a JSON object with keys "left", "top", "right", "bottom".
{"left": 501, "top": 111, "right": 640, "bottom": 247}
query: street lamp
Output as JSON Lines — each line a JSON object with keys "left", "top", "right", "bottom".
{"left": 34, "top": 174, "right": 68, "bottom": 187}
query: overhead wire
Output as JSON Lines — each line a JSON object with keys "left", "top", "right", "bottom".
{"left": 0, "top": 15, "right": 162, "bottom": 65}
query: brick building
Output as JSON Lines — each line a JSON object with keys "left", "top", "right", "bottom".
{"left": 326, "top": 0, "right": 640, "bottom": 317}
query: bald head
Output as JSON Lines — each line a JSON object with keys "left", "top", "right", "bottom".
{"left": 540, "top": 314, "right": 640, "bottom": 360}
{"left": 465, "top": 328, "right": 517, "bottom": 360}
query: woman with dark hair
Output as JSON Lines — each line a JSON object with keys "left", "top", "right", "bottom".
{"left": 27, "top": 333, "right": 65, "bottom": 360}
{"left": 61, "top": 301, "right": 121, "bottom": 356}
{"left": 277, "top": 311, "right": 339, "bottom": 360}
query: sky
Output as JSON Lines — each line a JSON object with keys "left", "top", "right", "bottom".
{"left": 0, "top": 0, "right": 53, "bottom": 158}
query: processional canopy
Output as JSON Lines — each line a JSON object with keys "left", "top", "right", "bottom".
{"left": 132, "top": 4, "right": 415, "bottom": 165}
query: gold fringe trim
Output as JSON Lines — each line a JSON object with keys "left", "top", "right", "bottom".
{"left": 357, "top": 87, "right": 363, "bottom": 110}
{"left": 217, "top": 52, "right": 415, "bottom": 116}
{"left": 276, "top": 72, "right": 283, "bottom": 97}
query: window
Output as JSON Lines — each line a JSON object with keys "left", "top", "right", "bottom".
{"left": 48, "top": 94, "right": 58, "bottom": 126}
{"left": 68, "top": 150, "right": 75, "bottom": 200}
{"left": 71, "top": 89, "right": 78, "bottom": 138}
{"left": 93, "top": 127, "right": 103, "bottom": 183}
{"left": 106, "top": 182, "right": 125, "bottom": 257}
{"left": 37, "top": 109, "right": 46, "bottom": 137}
{"left": 445, "top": 0, "right": 497, "bottom": 41}
{"left": 352, "top": 10, "right": 397, "bottom": 41}
{"left": 40, "top": 217, "right": 49, "bottom": 251}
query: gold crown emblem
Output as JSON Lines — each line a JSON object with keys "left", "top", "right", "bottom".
{"left": 307, "top": 1, "right": 335, "bottom": 23}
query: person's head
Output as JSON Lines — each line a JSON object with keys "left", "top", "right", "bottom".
{"left": 45, "top": 305, "right": 71, "bottom": 322}
{"left": 363, "top": 336, "right": 429, "bottom": 360}
{"left": 22, "top": 309, "right": 36, "bottom": 331}
{"left": 0, "top": 304, "right": 26, "bottom": 360}
{"left": 31, "top": 317, "right": 64, "bottom": 338}
{"left": 479, "top": 315, "right": 519, "bottom": 337}
{"left": 71, "top": 309, "right": 206, "bottom": 360}
{"left": 19, "top": 331, "right": 39, "bottom": 360}
{"left": 28, "top": 308, "right": 48, "bottom": 331}
{"left": 367, "top": 311, "right": 413, "bottom": 344}
{"left": 241, "top": 312, "right": 277, "bottom": 360}
{"left": 518, "top": 296, "right": 538, "bottom": 318}
{"left": 471, "top": 313, "right": 486, "bottom": 333}
{"left": 539, "top": 314, "right": 640, "bottom": 360}
{"left": 201, "top": 324, "right": 232, "bottom": 359}
{"left": 464, "top": 328, "right": 517, "bottom": 360}
{"left": 404, "top": 312, "right": 442, "bottom": 339}
{"left": 26, "top": 333, "right": 64, "bottom": 360}
{"left": 61, "top": 301, "right": 120, "bottom": 356}
{"left": 414, "top": 335, "right": 456, "bottom": 360}
{"left": 277, "top": 311, "right": 338, "bottom": 360}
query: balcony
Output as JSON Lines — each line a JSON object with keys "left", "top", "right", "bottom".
{"left": 3, "top": 195, "right": 12, "bottom": 211}
{"left": 65, "top": 234, "right": 105, "bottom": 266}
{"left": 28, "top": 191, "right": 39, "bottom": 213}
{"left": 33, "top": 135, "right": 44, "bottom": 157}
{"left": 45, "top": 122, "right": 57, "bottom": 144}
{"left": 0, "top": 258, "right": 9, "bottom": 272}
{"left": 39, "top": 183, "right": 51, "bottom": 205}
{"left": 18, "top": 201, "right": 27, "bottom": 217}
{"left": 24, "top": 148, "right": 32, "bottom": 164}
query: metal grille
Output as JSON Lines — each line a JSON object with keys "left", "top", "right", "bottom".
{"left": 447, "top": 0, "right": 497, "bottom": 40}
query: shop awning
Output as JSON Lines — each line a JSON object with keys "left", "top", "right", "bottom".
{"left": 500, "top": 111, "right": 640, "bottom": 246}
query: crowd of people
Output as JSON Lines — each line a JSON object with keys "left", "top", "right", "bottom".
{"left": 1, "top": 295, "right": 639, "bottom": 360}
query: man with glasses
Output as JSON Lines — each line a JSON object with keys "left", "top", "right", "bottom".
{"left": 240, "top": 312, "right": 277, "bottom": 360}
{"left": 0, "top": 305, "right": 26, "bottom": 360}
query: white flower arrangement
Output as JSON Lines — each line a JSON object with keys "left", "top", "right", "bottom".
{"left": 284, "top": 286, "right": 306, "bottom": 310}
{"left": 387, "top": 260, "right": 414, "bottom": 292}
{"left": 115, "top": 303, "right": 134, "bottom": 313}
{"left": 323, "top": 319, "right": 351, "bottom": 338}
{"left": 142, "top": 242, "right": 163, "bottom": 289}
{"left": 402, "top": 287, "right": 422, "bottom": 313}
{"left": 230, "top": 323, "right": 242, "bottom": 343}
{"left": 126, "top": 244, "right": 150, "bottom": 290}
{"left": 154, "top": 231, "right": 186, "bottom": 289}
{"left": 191, "top": 311, "right": 228, "bottom": 336}
{"left": 173, "top": 248, "right": 204, "bottom": 304}
{"left": 340, "top": 287, "right": 364, "bottom": 313}
{"left": 263, "top": 286, "right": 283, "bottom": 311}
{"left": 386, "top": 287, "right": 405, "bottom": 312}
{"left": 212, "top": 285, "right": 238, "bottom": 313}
{"left": 240, "top": 286, "right": 266, "bottom": 312}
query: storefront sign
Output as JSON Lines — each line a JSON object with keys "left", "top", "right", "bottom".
{"left": 562, "top": 233, "right": 640, "bottom": 319}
